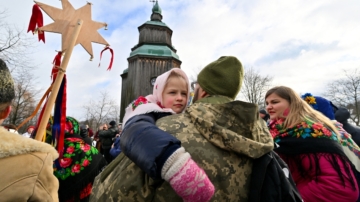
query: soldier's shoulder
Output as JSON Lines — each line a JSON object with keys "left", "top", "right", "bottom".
{"left": 156, "top": 113, "right": 188, "bottom": 125}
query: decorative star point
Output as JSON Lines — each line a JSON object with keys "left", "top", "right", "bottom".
{"left": 36, "top": 0, "right": 108, "bottom": 57}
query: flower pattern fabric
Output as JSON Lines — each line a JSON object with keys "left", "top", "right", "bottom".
{"left": 132, "top": 96, "right": 149, "bottom": 111}
{"left": 54, "top": 137, "right": 100, "bottom": 180}
{"left": 269, "top": 118, "right": 338, "bottom": 143}
{"left": 335, "top": 121, "right": 360, "bottom": 158}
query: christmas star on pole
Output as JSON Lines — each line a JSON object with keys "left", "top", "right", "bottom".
{"left": 35, "top": 0, "right": 109, "bottom": 58}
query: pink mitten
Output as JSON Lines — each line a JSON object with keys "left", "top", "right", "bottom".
{"left": 162, "top": 147, "right": 215, "bottom": 202}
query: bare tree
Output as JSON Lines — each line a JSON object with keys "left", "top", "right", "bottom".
{"left": 0, "top": 9, "right": 35, "bottom": 72}
{"left": 0, "top": 10, "right": 41, "bottom": 133}
{"left": 237, "top": 67, "right": 273, "bottom": 109}
{"left": 325, "top": 69, "right": 360, "bottom": 126}
{"left": 5, "top": 67, "right": 42, "bottom": 132}
{"left": 83, "top": 91, "right": 120, "bottom": 132}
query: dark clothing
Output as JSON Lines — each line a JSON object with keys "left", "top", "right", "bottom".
{"left": 110, "top": 137, "right": 121, "bottom": 158}
{"left": 335, "top": 107, "right": 360, "bottom": 146}
{"left": 249, "top": 150, "right": 302, "bottom": 202}
{"left": 80, "top": 128, "right": 93, "bottom": 146}
{"left": 103, "top": 148, "right": 112, "bottom": 164}
{"left": 120, "top": 112, "right": 181, "bottom": 179}
{"left": 99, "top": 126, "right": 118, "bottom": 164}
{"left": 98, "top": 126, "right": 118, "bottom": 149}
{"left": 54, "top": 134, "right": 107, "bottom": 202}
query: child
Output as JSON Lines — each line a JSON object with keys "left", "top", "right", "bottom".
{"left": 120, "top": 68, "right": 214, "bottom": 202}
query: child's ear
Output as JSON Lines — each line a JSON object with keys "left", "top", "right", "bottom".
{"left": 0, "top": 105, "right": 12, "bottom": 120}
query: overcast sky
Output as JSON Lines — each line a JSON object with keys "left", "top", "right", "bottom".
{"left": 2, "top": 0, "right": 360, "bottom": 121}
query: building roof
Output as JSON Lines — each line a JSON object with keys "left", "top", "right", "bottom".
{"left": 143, "top": 20, "right": 168, "bottom": 28}
{"left": 129, "top": 44, "right": 179, "bottom": 59}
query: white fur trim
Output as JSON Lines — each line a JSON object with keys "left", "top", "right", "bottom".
{"left": 161, "top": 147, "right": 185, "bottom": 179}
{"left": 163, "top": 150, "right": 191, "bottom": 181}
{"left": 122, "top": 101, "right": 174, "bottom": 129}
{"left": 0, "top": 127, "right": 59, "bottom": 160}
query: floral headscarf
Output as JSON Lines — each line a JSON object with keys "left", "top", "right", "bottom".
{"left": 52, "top": 116, "right": 107, "bottom": 202}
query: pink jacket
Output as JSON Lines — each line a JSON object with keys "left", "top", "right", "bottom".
{"left": 284, "top": 153, "right": 359, "bottom": 202}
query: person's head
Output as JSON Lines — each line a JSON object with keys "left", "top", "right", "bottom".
{"left": 80, "top": 125, "right": 88, "bottom": 138}
{"left": 192, "top": 56, "right": 244, "bottom": 103}
{"left": 335, "top": 107, "right": 351, "bottom": 123}
{"left": 0, "top": 58, "right": 15, "bottom": 124}
{"left": 27, "top": 125, "right": 35, "bottom": 134}
{"left": 259, "top": 109, "right": 269, "bottom": 121}
{"left": 45, "top": 116, "right": 80, "bottom": 143}
{"left": 152, "top": 68, "right": 189, "bottom": 114}
{"left": 301, "top": 93, "right": 337, "bottom": 120}
{"left": 265, "top": 86, "right": 340, "bottom": 136}
{"left": 109, "top": 120, "right": 116, "bottom": 127}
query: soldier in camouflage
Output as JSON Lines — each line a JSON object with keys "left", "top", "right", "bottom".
{"left": 90, "top": 56, "right": 274, "bottom": 202}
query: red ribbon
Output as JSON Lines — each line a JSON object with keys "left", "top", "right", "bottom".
{"left": 27, "top": 4, "right": 45, "bottom": 43}
{"left": 99, "top": 46, "right": 114, "bottom": 71}
{"left": 51, "top": 52, "right": 62, "bottom": 83}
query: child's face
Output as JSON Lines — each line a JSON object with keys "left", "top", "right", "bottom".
{"left": 162, "top": 77, "right": 188, "bottom": 114}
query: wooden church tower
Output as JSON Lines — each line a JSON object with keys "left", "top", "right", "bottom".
{"left": 120, "top": 1, "right": 182, "bottom": 121}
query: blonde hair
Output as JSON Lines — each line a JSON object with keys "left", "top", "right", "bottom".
{"left": 165, "top": 70, "right": 189, "bottom": 93}
{"left": 265, "top": 86, "right": 340, "bottom": 138}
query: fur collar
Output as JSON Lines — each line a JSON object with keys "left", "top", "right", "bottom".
{"left": 0, "top": 127, "right": 59, "bottom": 160}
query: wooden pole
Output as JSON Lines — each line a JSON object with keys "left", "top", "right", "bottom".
{"left": 35, "top": 19, "right": 83, "bottom": 141}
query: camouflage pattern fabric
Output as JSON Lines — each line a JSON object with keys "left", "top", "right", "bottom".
{"left": 90, "top": 95, "right": 274, "bottom": 202}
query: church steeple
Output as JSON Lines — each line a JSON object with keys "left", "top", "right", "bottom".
{"left": 150, "top": 0, "right": 162, "bottom": 21}
{"left": 120, "top": 1, "right": 182, "bottom": 121}
{"left": 152, "top": 1, "right": 162, "bottom": 15}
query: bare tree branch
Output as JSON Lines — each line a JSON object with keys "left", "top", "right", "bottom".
{"left": 0, "top": 10, "right": 36, "bottom": 73}
{"left": 237, "top": 66, "right": 273, "bottom": 109}
{"left": 324, "top": 69, "right": 360, "bottom": 125}
{"left": 82, "top": 91, "right": 120, "bottom": 132}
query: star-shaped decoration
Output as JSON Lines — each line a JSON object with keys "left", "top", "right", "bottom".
{"left": 36, "top": 0, "right": 109, "bottom": 58}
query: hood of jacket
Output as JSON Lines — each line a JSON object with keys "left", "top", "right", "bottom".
{"left": 0, "top": 127, "right": 58, "bottom": 160}
{"left": 335, "top": 107, "right": 351, "bottom": 123}
{"left": 188, "top": 96, "right": 274, "bottom": 158}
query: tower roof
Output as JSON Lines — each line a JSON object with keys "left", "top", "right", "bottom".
{"left": 152, "top": 1, "right": 162, "bottom": 14}
{"left": 129, "top": 44, "right": 179, "bottom": 60}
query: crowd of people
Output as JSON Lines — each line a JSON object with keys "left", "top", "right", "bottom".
{"left": 1, "top": 56, "right": 360, "bottom": 201}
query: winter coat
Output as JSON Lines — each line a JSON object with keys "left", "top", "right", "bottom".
{"left": 90, "top": 95, "right": 274, "bottom": 201}
{"left": 119, "top": 112, "right": 180, "bottom": 179}
{"left": 110, "top": 136, "right": 122, "bottom": 158}
{"left": 0, "top": 127, "right": 59, "bottom": 201}
{"left": 335, "top": 108, "right": 360, "bottom": 146}
{"left": 286, "top": 153, "right": 358, "bottom": 202}
{"left": 98, "top": 126, "right": 118, "bottom": 149}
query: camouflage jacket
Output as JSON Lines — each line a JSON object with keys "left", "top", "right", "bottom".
{"left": 90, "top": 95, "right": 274, "bottom": 202}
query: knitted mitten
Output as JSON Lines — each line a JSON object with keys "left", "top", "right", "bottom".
{"left": 161, "top": 147, "right": 215, "bottom": 202}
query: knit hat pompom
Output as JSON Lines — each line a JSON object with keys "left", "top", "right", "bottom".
{"left": 0, "top": 58, "right": 15, "bottom": 104}
{"left": 197, "top": 56, "right": 244, "bottom": 99}
{"left": 301, "top": 93, "right": 335, "bottom": 120}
